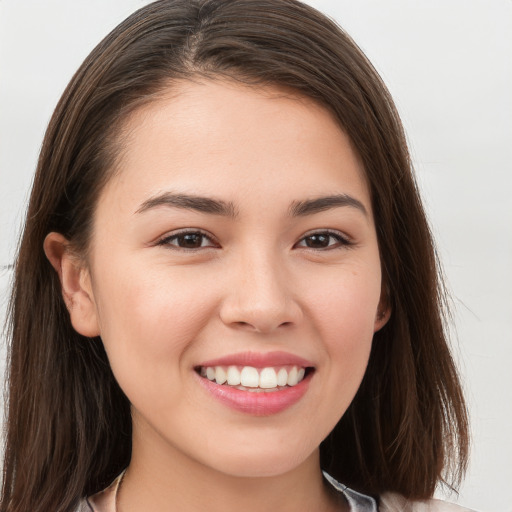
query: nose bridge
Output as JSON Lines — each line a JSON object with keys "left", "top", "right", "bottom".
{"left": 220, "top": 243, "right": 301, "bottom": 333}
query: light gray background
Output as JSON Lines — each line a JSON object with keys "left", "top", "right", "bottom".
{"left": 1, "top": 1, "right": 510, "bottom": 510}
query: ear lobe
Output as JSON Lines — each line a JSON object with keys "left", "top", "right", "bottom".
{"left": 374, "top": 297, "right": 391, "bottom": 333}
{"left": 43, "top": 232, "right": 100, "bottom": 337}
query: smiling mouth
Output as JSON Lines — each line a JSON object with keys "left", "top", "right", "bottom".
{"left": 195, "top": 365, "right": 314, "bottom": 392}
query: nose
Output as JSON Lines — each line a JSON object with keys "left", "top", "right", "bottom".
{"left": 219, "top": 249, "right": 303, "bottom": 334}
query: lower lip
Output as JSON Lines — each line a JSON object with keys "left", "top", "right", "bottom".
{"left": 196, "top": 371, "right": 313, "bottom": 416}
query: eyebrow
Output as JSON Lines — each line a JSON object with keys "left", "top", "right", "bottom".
{"left": 289, "top": 194, "right": 368, "bottom": 217}
{"left": 135, "top": 192, "right": 238, "bottom": 218}
{"left": 135, "top": 192, "right": 367, "bottom": 218}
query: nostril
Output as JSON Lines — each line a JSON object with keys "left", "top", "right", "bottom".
{"left": 219, "top": 296, "right": 303, "bottom": 333}
{"left": 234, "top": 321, "right": 252, "bottom": 329}
{"left": 231, "top": 320, "right": 294, "bottom": 333}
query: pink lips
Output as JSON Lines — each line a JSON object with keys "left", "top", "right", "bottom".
{"left": 195, "top": 351, "right": 314, "bottom": 416}
{"left": 198, "top": 350, "right": 313, "bottom": 369}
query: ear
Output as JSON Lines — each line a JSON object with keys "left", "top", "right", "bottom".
{"left": 374, "top": 293, "right": 391, "bottom": 333}
{"left": 43, "top": 232, "right": 100, "bottom": 337}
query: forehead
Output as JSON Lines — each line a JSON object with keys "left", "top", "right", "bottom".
{"left": 99, "top": 78, "right": 371, "bottom": 217}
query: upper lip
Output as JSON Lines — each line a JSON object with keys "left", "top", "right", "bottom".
{"left": 197, "top": 351, "right": 314, "bottom": 369}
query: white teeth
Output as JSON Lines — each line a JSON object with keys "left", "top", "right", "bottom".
{"left": 226, "top": 366, "right": 241, "bottom": 385}
{"left": 240, "top": 366, "right": 260, "bottom": 387}
{"left": 202, "top": 365, "right": 308, "bottom": 389}
{"left": 215, "top": 366, "right": 227, "bottom": 384}
{"left": 287, "top": 366, "right": 298, "bottom": 386}
{"left": 259, "top": 367, "right": 277, "bottom": 389}
{"left": 277, "top": 368, "right": 288, "bottom": 387}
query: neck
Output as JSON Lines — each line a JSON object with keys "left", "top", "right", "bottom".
{"left": 117, "top": 421, "right": 345, "bottom": 512}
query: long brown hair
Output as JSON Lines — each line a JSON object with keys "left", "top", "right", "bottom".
{"left": 1, "top": 1, "right": 469, "bottom": 510}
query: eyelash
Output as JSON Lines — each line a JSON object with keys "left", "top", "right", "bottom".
{"left": 295, "top": 230, "right": 353, "bottom": 250}
{"left": 156, "top": 229, "right": 218, "bottom": 250}
{"left": 156, "top": 229, "right": 353, "bottom": 251}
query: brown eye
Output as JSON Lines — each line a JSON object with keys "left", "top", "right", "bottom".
{"left": 158, "top": 231, "right": 217, "bottom": 250}
{"left": 304, "top": 234, "right": 331, "bottom": 248}
{"left": 176, "top": 233, "right": 204, "bottom": 248}
{"left": 296, "top": 231, "right": 351, "bottom": 250}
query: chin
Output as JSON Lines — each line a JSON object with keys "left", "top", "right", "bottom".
{"left": 203, "top": 445, "right": 316, "bottom": 479}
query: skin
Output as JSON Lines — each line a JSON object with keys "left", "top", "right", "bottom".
{"left": 45, "top": 79, "right": 390, "bottom": 511}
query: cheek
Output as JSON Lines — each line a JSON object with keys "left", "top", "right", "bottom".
{"left": 302, "top": 261, "right": 381, "bottom": 382}
{"left": 90, "top": 260, "right": 216, "bottom": 386}
{"left": 307, "top": 260, "right": 381, "bottom": 331}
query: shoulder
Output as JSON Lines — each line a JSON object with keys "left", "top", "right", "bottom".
{"left": 77, "top": 471, "right": 123, "bottom": 512}
{"left": 74, "top": 499, "right": 93, "bottom": 512}
{"left": 323, "top": 472, "right": 477, "bottom": 512}
{"left": 74, "top": 491, "right": 113, "bottom": 512}
{"left": 323, "top": 472, "right": 378, "bottom": 511}
{"left": 379, "top": 492, "right": 478, "bottom": 512}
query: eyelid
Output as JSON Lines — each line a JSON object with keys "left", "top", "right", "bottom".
{"left": 155, "top": 228, "right": 219, "bottom": 249}
{"left": 154, "top": 228, "right": 353, "bottom": 251}
{"left": 294, "top": 229, "right": 354, "bottom": 249}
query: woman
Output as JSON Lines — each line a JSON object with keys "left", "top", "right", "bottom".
{"left": 1, "top": 1, "right": 472, "bottom": 511}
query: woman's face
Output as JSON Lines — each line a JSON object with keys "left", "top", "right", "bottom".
{"left": 79, "top": 80, "right": 387, "bottom": 477}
